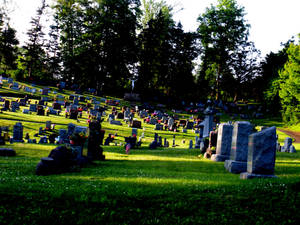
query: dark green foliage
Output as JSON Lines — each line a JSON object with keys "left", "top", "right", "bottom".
{"left": 22, "top": 0, "right": 49, "bottom": 82}
{"left": 196, "top": 0, "right": 259, "bottom": 101}
{"left": 279, "top": 39, "right": 300, "bottom": 125}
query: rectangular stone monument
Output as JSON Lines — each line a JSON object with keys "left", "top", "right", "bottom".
{"left": 132, "top": 128, "right": 138, "bottom": 136}
{"left": 203, "top": 115, "right": 214, "bottom": 137}
{"left": 240, "top": 127, "right": 277, "bottom": 179}
{"left": 224, "top": 121, "right": 253, "bottom": 173}
{"left": 13, "top": 122, "right": 23, "bottom": 142}
{"left": 211, "top": 123, "right": 233, "bottom": 162}
{"left": 155, "top": 124, "right": 163, "bottom": 130}
{"left": 45, "top": 121, "right": 52, "bottom": 130}
{"left": 149, "top": 118, "right": 158, "bottom": 125}
{"left": 29, "top": 104, "right": 37, "bottom": 112}
{"left": 109, "top": 120, "right": 122, "bottom": 126}
{"left": 22, "top": 109, "right": 30, "bottom": 114}
{"left": 68, "top": 123, "right": 76, "bottom": 136}
{"left": 131, "top": 120, "right": 142, "bottom": 129}
{"left": 186, "top": 121, "right": 194, "bottom": 129}
{"left": 42, "top": 88, "right": 48, "bottom": 95}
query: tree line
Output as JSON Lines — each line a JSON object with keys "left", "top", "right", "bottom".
{"left": 0, "top": 0, "right": 299, "bottom": 124}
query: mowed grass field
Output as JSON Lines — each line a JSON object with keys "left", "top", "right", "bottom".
{"left": 0, "top": 82, "right": 300, "bottom": 224}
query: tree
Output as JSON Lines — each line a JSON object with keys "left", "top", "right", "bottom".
{"left": 22, "top": 0, "right": 48, "bottom": 82}
{"left": 278, "top": 37, "right": 300, "bottom": 124}
{"left": 0, "top": 2, "right": 19, "bottom": 76}
{"left": 197, "top": 0, "right": 256, "bottom": 100}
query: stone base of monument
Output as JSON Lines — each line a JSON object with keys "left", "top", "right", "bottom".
{"left": 240, "top": 172, "right": 277, "bottom": 179}
{"left": 211, "top": 154, "right": 229, "bottom": 162}
{"left": 224, "top": 160, "right": 247, "bottom": 173}
{"left": 0, "top": 148, "right": 16, "bottom": 156}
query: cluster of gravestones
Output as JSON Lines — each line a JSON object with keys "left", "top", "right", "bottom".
{"left": 36, "top": 120, "right": 105, "bottom": 175}
{"left": 0, "top": 127, "right": 17, "bottom": 156}
{"left": 204, "top": 121, "right": 287, "bottom": 179}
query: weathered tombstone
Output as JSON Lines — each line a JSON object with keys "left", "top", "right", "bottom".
{"left": 39, "top": 136, "right": 48, "bottom": 144}
{"left": 58, "top": 129, "right": 68, "bottom": 144}
{"left": 203, "top": 114, "right": 214, "bottom": 137}
{"left": 108, "top": 114, "right": 115, "bottom": 121}
{"left": 67, "top": 123, "right": 76, "bottom": 136}
{"left": 37, "top": 105, "right": 45, "bottom": 116}
{"left": 42, "top": 88, "right": 48, "bottom": 95}
{"left": 132, "top": 128, "right": 138, "bottom": 136}
{"left": 182, "top": 129, "right": 187, "bottom": 133}
{"left": 13, "top": 122, "right": 23, "bottom": 142}
{"left": 289, "top": 145, "right": 296, "bottom": 153}
{"left": 282, "top": 137, "right": 293, "bottom": 152}
{"left": 53, "top": 102, "right": 61, "bottom": 110}
{"left": 22, "top": 109, "right": 30, "bottom": 114}
{"left": 87, "top": 121, "right": 105, "bottom": 160}
{"left": 164, "top": 138, "right": 169, "bottom": 148}
{"left": 4, "top": 100, "right": 10, "bottom": 110}
{"left": 211, "top": 123, "right": 233, "bottom": 162}
{"left": 189, "top": 140, "right": 193, "bottom": 149}
{"left": 240, "top": 127, "right": 277, "bottom": 179}
{"left": 168, "top": 118, "right": 174, "bottom": 129}
{"left": 155, "top": 124, "right": 163, "bottom": 130}
{"left": 7, "top": 77, "right": 13, "bottom": 83}
{"left": 172, "top": 135, "right": 176, "bottom": 147}
{"left": 11, "top": 101, "right": 19, "bottom": 112}
{"left": 149, "top": 133, "right": 158, "bottom": 149}
{"left": 29, "top": 104, "right": 37, "bottom": 112}
{"left": 117, "top": 112, "right": 124, "bottom": 119}
{"left": 45, "top": 121, "right": 52, "bottom": 130}
{"left": 131, "top": 120, "right": 142, "bottom": 129}
{"left": 158, "top": 136, "right": 162, "bottom": 147}
{"left": 109, "top": 120, "right": 122, "bottom": 126}
{"left": 39, "top": 127, "right": 43, "bottom": 135}
{"left": 74, "top": 126, "right": 87, "bottom": 135}
{"left": 73, "top": 97, "right": 79, "bottom": 105}
{"left": 186, "top": 121, "right": 194, "bottom": 129}
{"left": 224, "top": 121, "right": 253, "bottom": 173}
{"left": 149, "top": 118, "right": 158, "bottom": 125}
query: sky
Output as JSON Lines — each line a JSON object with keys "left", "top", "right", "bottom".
{"left": 6, "top": 0, "right": 300, "bottom": 57}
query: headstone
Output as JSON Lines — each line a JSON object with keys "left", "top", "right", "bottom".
{"left": 58, "top": 129, "right": 68, "bottom": 144}
{"left": 240, "top": 127, "right": 277, "bottom": 179}
{"left": 282, "top": 137, "right": 293, "bottom": 152}
{"left": 132, "top": 128, "right": 138, "bottom": 136}
{"left": 39, "top": 127, "right": 43, "bottom": 135}
{"left": 8, "top": 77, "right": 13, "bottom": 83}
{"left": 203, "top": 114, "right": 214, "bottom": 137}
{"left": 45, "top": 121, "right": 52, "bottom": 130}
{"left": 164, "top": 138, "right": 169, "bottom": 148}
{"left": 186, "top": 121, "right": 194, "bottom": 129}
{"left": 108, "top": 114, "right": 115, "bottom": 121}
{"left": 69, "top": 95, "right": 75, "bottom": 101}
{"left": 53, "top": 102, "right": 61, "bottom": 110}
{"left": 11, "top": 101, "right": 19, "bottom": 112}
{"left": 182, "top": 129, "right": 187, "bottom": 133}
{"left": 37, "top": 105, "right": 45, "bottom": 116}
{"left": 211, "top": 123, "right": 233, "bottom": 162}
{"left": 39, "top": 136, "right": 48, "bottom": 144}
{"left": 149, "top": 118, "right": 158, "bottom": 125}
{"left": 42, "top": 88, "right": 48, "bottom": 95}
{"left": 289, "top": 145, "right": 296, "bottom": 153}
{"left": 22, "top": 109, "right": 30, "bottom": 114}
{"left": 4, "top": 100, "right": 10, "bottom": 109}
{"left": 172, "top": 135, "right": 176, "bottom": 147}
{"left": 224, "top": 121, "right": 253, "bottom": 173}
{"left": 168, "top": 118, "right": 174, "bottom": 129}
{"left": 29, "top": 104, "right": 37, "bottom": 112}
{"left": 131, "top": 120, "right": 142, "bottom": 129}
{"left": 155, "top": 124, "right": 163, "bottom": 130}
{"left": 13, "top": 122, "right": 23, "bottom": 142}
{"left": 117, "top": 112, "right": 124, "bottom": 119}
{"left": 109, "top": 120, "right": 122, "bottom": 126}
{"left": 87, "top": 121, "right": 105, "bottom": 160}
{"left": 74, "top": 126, "right": 87, "bottom": 134}
{"left": 67, "top": 123, "right": 76, "bottom": 136}
{"left": 189, "top": 140, "right": 193, "bottom": 149}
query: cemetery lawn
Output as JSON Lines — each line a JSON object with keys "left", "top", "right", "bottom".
{"left": 1, "top": 81, "right": 300, "bottom": 224}
{"left": 1, "top": 134, "right": 300, "bottom": 224}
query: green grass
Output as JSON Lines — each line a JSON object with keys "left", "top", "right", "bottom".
{"left": 1, "top": 81, "right": 300, "bottom": 224}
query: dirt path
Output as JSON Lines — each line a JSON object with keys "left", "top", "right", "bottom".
{"left": 278, "top": 129, "right": 300, "bottom": 143}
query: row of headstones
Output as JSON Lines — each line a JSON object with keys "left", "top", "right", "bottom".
{"left": 210, "top": 121, "right": 288, "bottom": 179}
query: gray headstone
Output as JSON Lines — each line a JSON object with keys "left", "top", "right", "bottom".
{"left": 13, "top": 122, "right": 23, "bottom": 141}
{"left": 289, "top": 145, "right": 296, "bottom": 153}
{"left": 45, "top": 121, "right": 52, "bottom": 129}
{"left": 109, "top": 120, "right": 122, "bottom": 126}
{"left": 22, "top": 109, "right": 30, "bottom": 114}
{"left": 189, "top": 140, "right": 193, "bottom": 149}
{"left": 155, "top": 124, "right": 163, "bottom": 130}
{"left": 132, "top": 128, "right": 138, "bottom": 136}
{"left": 29, "top": 104, "right": 37, "bottom": 112}
{"left": 211, "top": 123, "right": 233, "bottom": 162}
{"left": 224, "top": 121, "right": 253, "bottom": 173}
{"left": 203, "top": 115, "right": 214, "bottom": 137}
{"left": 68, "top": 123, "right": 76, "bottom": 136}
{"left": 240, "top": 127, "right": 277, "bottom": 179}
{"left": 283, "top": 137, "right": 293, "bottom": 152}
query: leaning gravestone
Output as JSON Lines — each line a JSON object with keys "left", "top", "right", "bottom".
{"left": 58, "top": 129, "right": 68, "bottom": 144}
{"left": 211, "top": 123, "right": 233, "bottom": 162}
{"left": 13, "top": 122, "right": 24, "bottom": 142}
{"left": 240, "top": 126, "right": 277, "bottom": 179}
{"left": 224, "top": 121, "right": 253, "bottom": 173}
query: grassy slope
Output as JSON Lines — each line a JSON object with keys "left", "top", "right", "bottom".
{"left": 1, "top": 81, "right": 300, "bottom": 224}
